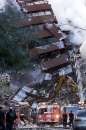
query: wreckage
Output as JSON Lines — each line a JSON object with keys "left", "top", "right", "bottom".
{"left": 12, "top": 0, "right": 79, "bottom": 105}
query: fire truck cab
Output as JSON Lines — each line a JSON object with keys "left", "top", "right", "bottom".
{"left": 37, "top": 102, "right": 62, "bottom": 124}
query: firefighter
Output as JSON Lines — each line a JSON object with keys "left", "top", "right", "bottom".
{"left": 62, "top": 109, "right": 68, "bottom": 128}
{"left": 69, "top": 111, "right": 74, "bottom": 127}
{"left": 6, "top": 107, "right": 17, "bottom": 130}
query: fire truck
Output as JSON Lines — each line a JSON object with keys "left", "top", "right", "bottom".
{"left": 37, "top": 102, "right": 62, "bottom": 124}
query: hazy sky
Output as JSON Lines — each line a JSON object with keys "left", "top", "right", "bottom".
{"left": 0, "top": 0, "right": 6, "bottom": 10}
{"left": 48, "top": 0, "right": 86, "bottom": 28}
{"left": 48, "top": 0, "right": 86, "bottom": 58}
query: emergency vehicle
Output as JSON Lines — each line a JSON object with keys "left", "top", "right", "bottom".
{"left": 37, "top": 102, "right": 62, "bottom": 124}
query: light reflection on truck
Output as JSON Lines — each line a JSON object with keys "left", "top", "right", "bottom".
{"left": 37, "top": 102, "right": 62, "bottom": 125}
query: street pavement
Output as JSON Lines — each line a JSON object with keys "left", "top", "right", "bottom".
{"left": 54, "top": 127, "right": 71, "bottom": 130}
{"left": 17, "top": 125, "right": 71, "bottom": 130}
{"left": 17, "top": 128, "right": 71, "bottom": 130}
{"left": 44, "top": 126, "right": 71, "bottom": 130}
{"left": 53, "top": 128, "right": 70, "bottom": 130}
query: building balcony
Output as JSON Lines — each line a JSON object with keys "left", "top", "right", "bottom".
{"left": 17, "top": 15, "right": 57, "bottom": 27}
{"left": 24, "top": 3, "right": 52, "bottom": 13}
{"left": 30, "top": 41, "right": 72, "bottom": 59}
{"left": 41, "top": 54, "right": 70, "bottom": 73}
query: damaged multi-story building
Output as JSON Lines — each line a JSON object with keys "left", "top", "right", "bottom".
{"left": 14, "top": 0, "right": 78, "bottom": 103}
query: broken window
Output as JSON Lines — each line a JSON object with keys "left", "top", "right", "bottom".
{"left": 13, "top": 86, "right": 32, "bottom": 102}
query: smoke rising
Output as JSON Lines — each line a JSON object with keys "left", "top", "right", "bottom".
{"left": 0, "top": 0, "right": 20, "bottom": 12}
{"left": 48, "top": 0, "right": 86, "bottom": 58}
{"left": 0, "top": 0, "right": 6, "bottom": 11}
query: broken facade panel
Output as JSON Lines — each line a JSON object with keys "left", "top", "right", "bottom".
{"left": 41, "top": 54, "right": 70, "bottom": 72}
{"left": 34, "top": 31, "right": 61, "bottom": 39}
{"left": 29, "top": 41, "right": 72, "bottom": 59}
{"left": 13, "top": 86, "right": 32, "bottom": 102}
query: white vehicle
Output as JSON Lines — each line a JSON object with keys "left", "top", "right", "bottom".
{"left": 73, "top": 109, "right": 86, "bottom": 130}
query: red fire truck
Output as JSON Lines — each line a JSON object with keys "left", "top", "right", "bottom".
{"left": 37, "top": 102, "right": 62, "bottom": 124}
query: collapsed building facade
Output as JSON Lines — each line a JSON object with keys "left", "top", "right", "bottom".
{"left": 13, "top": 0, "right": 79, "bottom": 104}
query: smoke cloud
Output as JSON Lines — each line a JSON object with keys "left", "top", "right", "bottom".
{"left": 0, "top": 0, "right": 20, "bottom": 12}
{"left": 0, "top": 0, "right": 6, "bottom": 11}
{"left": 7, "top": 0, "right": 20, "bottom": 11}
{"left": 48, "top": 0, "right": 86, "bottom": 58}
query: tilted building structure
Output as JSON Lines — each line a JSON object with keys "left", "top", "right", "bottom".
{"left": 14, "top": 0, "right": 78, "bottom": 103}
{"left": 16, "top": 0, "right": 76, "bottom": 80}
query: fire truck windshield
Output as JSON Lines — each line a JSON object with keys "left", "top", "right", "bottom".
{"left": 38, "top": 108, "right": 47, "bottom": 114}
